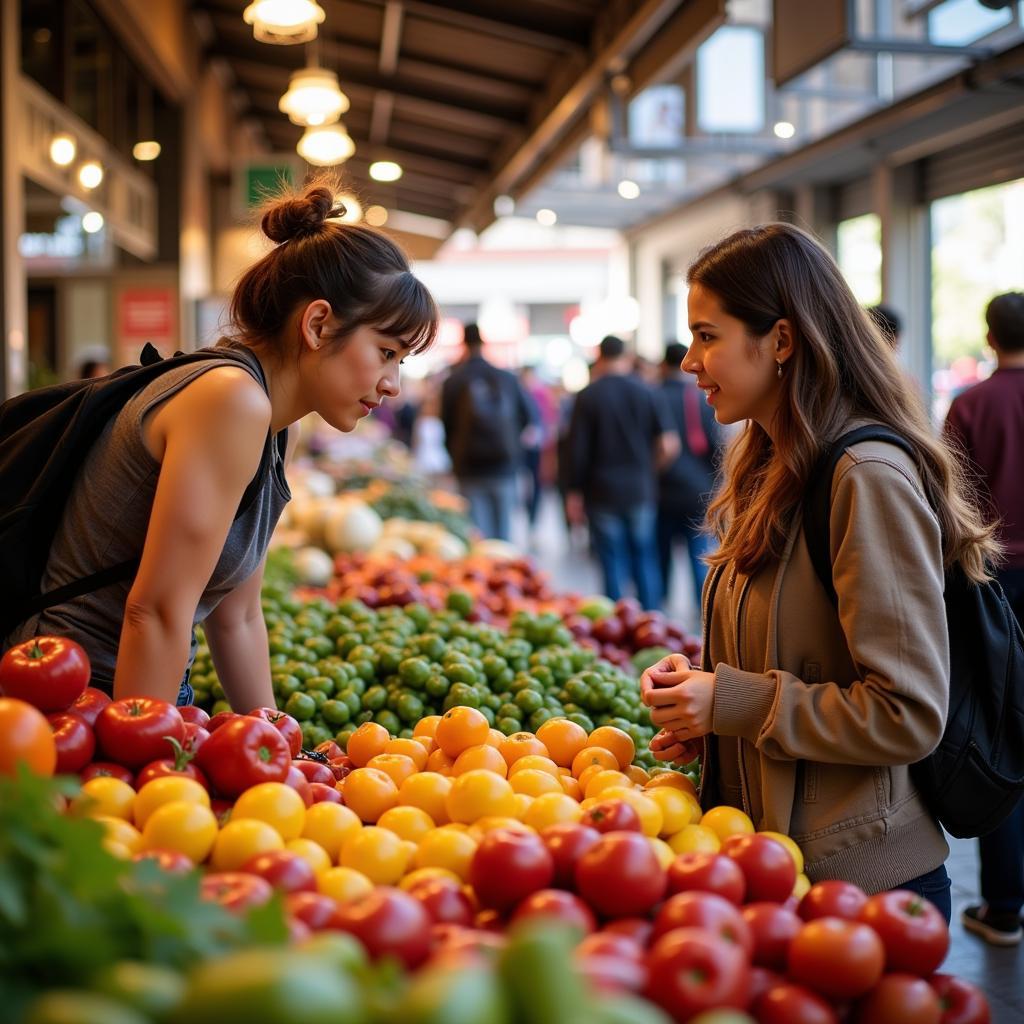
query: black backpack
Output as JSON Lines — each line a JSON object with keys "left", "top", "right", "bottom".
{"left": 804, "top": 425, "right": 1024, "bottom": 838}
{"left": 453, "top": 369, "right": 521, "bottom": 473}
{"left": 0, "top": 343, "right": 286, "bottom": 640}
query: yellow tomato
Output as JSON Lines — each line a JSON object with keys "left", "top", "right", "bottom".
{"left": 340, "top": 826, "right": 413, "bottom": 886}
{"left": 133, "top": 777, "right": 209, "bottom": 829}
{"left": 469, "top": 816, "right": 531, "bottom": 842}
{"left": 701, "top": 806, "right": 755, "bottom": 842}
{"left": 508, "top": 755, "right": 561, "bottom": 779}
{"left": 71, "top": 777, "right": 136, "bottom": 821}
{"left": 285, "top": 837, "right": 332, "bottom": 876}
{"left": 759, "top": 830, "right": 805, "bottom": 875}
{"left": 103, "top": 840, "right": 135, "bottom": 860}
{"left": 511, "top": 793, "right": 535, "bottom": 820}
{"left": 558, "top": 775, "right": 582, "bottom": 801}
{"left": 522, "top": 792, "right": 583, "bottom": 831}
{"left": 412, "top": 828, "right": 478, "bottom": 881}
{"left": 451, "top": 744, "right": 508, "bottom": 778}
{"left": 210, "top": 818, "right": 284, "bottom": 871}
{"left": 383, "top": 738, "right": 429, "bottom": 772}
{"left": 644, "top": 771, "right": 699, "bottom": 800}
{"left": 509, "top": 768, "right": 563, "bottom": 798}
{"left": 646, "top": 787, "right": 694, "bottom": 836}
{"left": 233, "top": 782, "right": 306, "bottom": 841}
{"left": 667, "top": 823, "right": 722, "bottom": 855}
{"left": 649, "top": 836, "right": 676, "bottom": 870}
{"left": 398, "top": 772, "right": 452, "bottom": 825}
{"left": 446, "top": 769, "right": 516, "bottom": 824}
{"left": 343, "top": 767, "right": 399, "bottom": 823}
{"left": 318, "top": 866, "right": 374, "bottom": 904}
{"left": 377, "top": 805, "right": 435, "bottom": 843}
{"left": 600, "top": 787, "right": 664, "bottom": 838}
{"left": 142, "top": 800, "right": 219, "bottom": 864}
{"left": 301, "top": 802, "right": 362, "bottom": 862}
{"left": 583, "top": 770, "right": 632, "bottom": 801}
{"left": 793, "top": 873, "right": 811, "bottom": 900}
{"left": 95, "top": 815, "right": 143, "bottom": 854}
{"left": 399, "top": 867, "right": 461, "bottom": 891}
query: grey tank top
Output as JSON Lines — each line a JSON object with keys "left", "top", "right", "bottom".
{"left": 10, "top": 346, "right": 290, "bottom": 688}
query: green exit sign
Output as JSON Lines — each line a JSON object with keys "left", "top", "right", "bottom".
{"left": 234, "top": 158, "right": 302, "bottom": 219}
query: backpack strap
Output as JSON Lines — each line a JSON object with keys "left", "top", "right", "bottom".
{"left": 802, "top": 426, "right": 915, "bottom": 606}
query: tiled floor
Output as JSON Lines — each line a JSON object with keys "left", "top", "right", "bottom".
{"left": 514, "top": 491, "right": 1024, "bottom": 1022}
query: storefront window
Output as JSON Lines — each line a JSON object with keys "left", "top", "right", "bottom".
{"left": 930, "top": 177, "right": 1024, "bottom": 421}
{"left": 836, "top": 214, "right": 882, "bottom": 307}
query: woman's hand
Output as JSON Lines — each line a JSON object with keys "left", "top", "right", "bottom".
{"left": 639, "top": 652, "right": 691, "bottom": 704}
{"left": 649, "top": 728, "right": 702, "bottom": 765}
{"left": 642, "top": 665, "right": 716, "bottom": 740}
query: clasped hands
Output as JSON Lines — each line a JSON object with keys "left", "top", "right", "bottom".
{"left": 640, "top": 653, "right": 715, "bottom": 765}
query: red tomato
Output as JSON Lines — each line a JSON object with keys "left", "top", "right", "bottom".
{"left": 94, "top": 698, "right": 185, "bottom": 769}
{"left": 406, "top": 876, "right": 475, "bottom": 927}
{"left": 580, "top": 799, "right": 643, "bottom": 834}
{"left": 740, "top": 901, "right": 802, "bottom": 970}
{"left": 575, "top": 831, "right": 667, "bottom": 919}
{"left": 755, "top": 982, "right": 840, "bottom": 1024}
{"left": 798, "top": 880, "right": 868, "bottom": 921}
{"left": 858, "top": 890, "right": 950, "bottom": 976}
{"left": 576, "top": 953, "right": 647, "bottom": 994}
{"left": 328, "top": 756, "right": 354, "bottom": 781}
{"left": 651, "top": 891, "right": 753, "bottom": 955}
{"left": 194, "top": 717, "right": 290, "bottom": 798}
{"left": 243, "top": 849, "right": 318, "bottom": 893}
{"left": 181, "top": 722, "right": 210, "bottom": 754}
{"left": 315, "top": 739, "right": 344, "bottom": 760}
{"left": 331, "top": 887, "right": 432, "bottom": 969}
{"left": 291, "top": 758, "right": 336, "bottom": 787}
{"left": 80, "top": 760, "right": 135, "bottom": 784}
{"left": 929, "top": 973, "right": 991, "bottom": 1024}
{"left": 667, "top": 852, "right": 746, "bottom": 905}
{"left": 133, "top": 848, "right": 195, "bottom": 875}
{"left": 68, "top": 687, "right": 111, "bottom": 727}
{"left": 248, "top": 707, "right": 303, "bottom": 758}
{"left": 135, "top": 737, "right": 209, "bottom": 790}
{"left": 748, "top": 966, "right": 786, "bottom": 1007}
{"left": 177, "top": 705, "right": 210, "bottom": 727}
{"left": 540, "top": 823, "right": 601, "bottom": 889}
{"left": 206, "top": 711, "right": 238, "bottom": 732}
{"left": 788, "top": 917, "right": 886, "bottom": 1000}
{"left": 46, "top": 712, "right": 95, "bottom": 773}
{"left": 284, "top": 891, "right": 341, "bottom": 930}
{"left": 720, "top": 832, "right": 796, "bottom": 904}
{"left": 854, "top": 973, "right": 942, "bottom": 1024}
{"left": 644, "top": 927, "right": 751, "bottom": 1021}
{"left": 470, "top": 828, "right": 555, "bottom": 912}
{"left": 602, "top": 917, "right": 653, "bottom": 947}
{"left": 200, "top": 872, "right": 273, "bottom": 913}
{"left": 210, "top": 797, "right": 233, "bottom": 827}
{"left": 578, "top": 932, "right": 645, "bottom": 962}
{"left": 308, "top": 782, "right": 343, "bottom": 804}
{"left": 0, "top": 636, "right": 91, "bottom": 712}
{"left": 283, "top": 765, "right": 313, "bottom": 807}
{"left": 511, "top": 889, "right": 596, "bottom": 936}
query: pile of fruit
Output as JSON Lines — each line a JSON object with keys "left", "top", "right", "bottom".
{"left": 189, "top": 588, "right": 668, "bottom": 767}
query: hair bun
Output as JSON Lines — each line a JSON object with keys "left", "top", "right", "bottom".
{"left": 261, "top": 185, "right": 335, "bottom": 243}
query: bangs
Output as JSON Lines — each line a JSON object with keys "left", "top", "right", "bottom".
{"left": 367, "top": 271, "right": 439, "bottom": 355}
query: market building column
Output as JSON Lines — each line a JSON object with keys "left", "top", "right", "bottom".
{"left": 1, "top": 0, "right": 27, "bottom": 398}
{"left": 874, "top": 162, "right": 931, "bottom": 401}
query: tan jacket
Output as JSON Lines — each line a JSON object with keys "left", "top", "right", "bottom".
{"left": 701, "top": 434, "right": 950, "bottom": 894}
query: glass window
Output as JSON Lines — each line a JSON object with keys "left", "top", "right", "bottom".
{"left": 930, "top": 177, "right": 1024, "bottom": 421}
{"left": 928, "top": 0, "right": 1014, "bottom": 46}
{"left": 628, "top": 85, "right": 685, "bottom": 148}
{"left": 696, "top": 26, "right": 765, "bottom": 133}
{"left": 836, "top": 214, "right": 882, "bottom": 306}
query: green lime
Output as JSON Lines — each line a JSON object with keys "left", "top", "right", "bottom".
{"left": 285, "top": 692, "right": 316, "bottom": 721}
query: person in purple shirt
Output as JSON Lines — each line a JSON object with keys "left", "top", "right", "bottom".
{"left": 945, "top": 291, "right": 1024, "bottom": 946}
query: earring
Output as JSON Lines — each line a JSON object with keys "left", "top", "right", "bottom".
{"left": 776, "top": 360, "right": 783, "bottom": 379}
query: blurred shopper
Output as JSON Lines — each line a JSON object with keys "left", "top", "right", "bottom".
{"left": 441, "top": 323, "right": 535, "bottom": 541}
{"left": 641, "top": 224, "right": 998, "bottom": 921}
{"left": 945, "top": 291, "right": 1024, "bottom": 945}
{"left": 867, "top": 304, "right": 902, "bottom": 350}
{"left": 411, "top": 380, "right": 451, "bottom": 479}
{"left": 656, "top": 341, "right": 723, "bottom": 609}
{"left": 6, "top": 179, "right": 437, "bottom": 709}
{"left": 566, "top": 335, "right": 679, "bottom": 609}
{"left": 519, "top": 365, "right": 558, "bottom": 532}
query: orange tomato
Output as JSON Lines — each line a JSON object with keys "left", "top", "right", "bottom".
{"left": 366, "top": 753, "right": 419, "bottom": 788}
{"left": 412, "top": 715, "right": 442, "bottom": 739}
{"left": 509, "top": 768, "right": 562, "bottom": 798}
{"left": 586, "top": 726, "right": 635, "bottom": 770}
{"left": 571, "top": 746, "right": 618, "bottom": 779}
{"left": 583, "top": 769, "right": 631, "bottom": 800}
{"left": 497, "top": 731, "right": 549, "bottom": 769}
{"left": 624, "top": 765, "right": 650, "bottom": 786}
{"left": 318, "top": 866, "right": 373, "bottom": 903}
{"left": 536, "top": 718, "right": 588, "bottom": 768}
{"left": 558, "top": 774, "right": 582, "bottom": 801}
{"left": 343, "top": 767, "right": 399, "bottom": 823}
{"left": 0, "top": 698, "right": 56, "bottom": 777}
{"left": 486, "top": 729, "right": 505, "bottom": 749}
{"left": 700, "top": 805, "right": 755, "bottom": 842}
{"left": 398, "top": 771, "right": 452, "bottom": 825}
{"left": 383, "top": 738, "right": 429, "bottom": 772}
{"left": 644, "top": 771, "right": 699, "bottom": 800}
{"left": 451, "top": 744, "right": 508, "bottom": 778}
{"left": 508, "top": 754, "right": 561, "bottom": 779}
{"left": 434, "top": 706, "right": 490, "bottom": 758}
{"left": 426, "top": 748, "right": 455, "bottom": 776}
{"left": 346, "top": 722, "right": 391, "bottom": 767}
{"left": 377, "top": 805, "right": 435, "bottom": 843}
{"left": 446, "top": 768, "right": 516, "bottom": 824}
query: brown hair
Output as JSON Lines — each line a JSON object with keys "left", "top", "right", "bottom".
{"left": 689, "top": 223, "right": 998, "bottom": 583}
{"left": 230, "top": 175, "right": 437, "bottom": 356}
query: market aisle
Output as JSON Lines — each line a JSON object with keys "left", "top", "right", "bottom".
{"left": 519, "top": 491, "right": 1023, "bottom": 1022}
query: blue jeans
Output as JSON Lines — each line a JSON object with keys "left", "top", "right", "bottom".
{"left": 587, "top": 503, "right": 662, "bottom": 610}
{"left": 459, "top": 474, "right": 518, "bottom": 541}
{"left": 176, "top": 674, "right": 195, "bottom": 707}
{"left": 657, "top": 506, "right": 715, "bottom": 608}
{"left": 899, "top": 864, "right": 952, "bottom": 924}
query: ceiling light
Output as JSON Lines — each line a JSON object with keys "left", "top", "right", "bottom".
{"left": 493, "top": 194, "right": 515, "bottom": 217}
{"left": 617, "top": 179, "right": 640, "bottom": 199}
{"left": 279, "top": 67, "right": 349, "bottom": 127}
{"left": 132, "top": 140, "right": 161, "bottom": 161}
{"left": 49, "top": 134, "right": 76, "bottom": 167}
{"left": 536, "top": 208, "right": 557, "bottom": 226}
{"left": 365, "top": 205, "right": 388, "bottom": 226}
{"left": 78, "top": 161, "right": 104, "bottom": 189}
{"left": 82, "top": 211, "right": 104, "bottom": 233}
{"left": 773, "top": 121, "right": 796, "bottom": 140}
{"left": 369, "top": 160, "right": 402, "bottom": 182}
{"left": 297, "top": 122, "right": 355, "bottom": 166}
{"left": 242, "top": 0, "right": 325, "bottom": 44}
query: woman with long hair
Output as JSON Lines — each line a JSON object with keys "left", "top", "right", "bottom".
{"left": 642, "top": 223, "right": 996, "bottom": 920}
{"left": 8, "top": 178, "right": 437, "bottom": 709}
